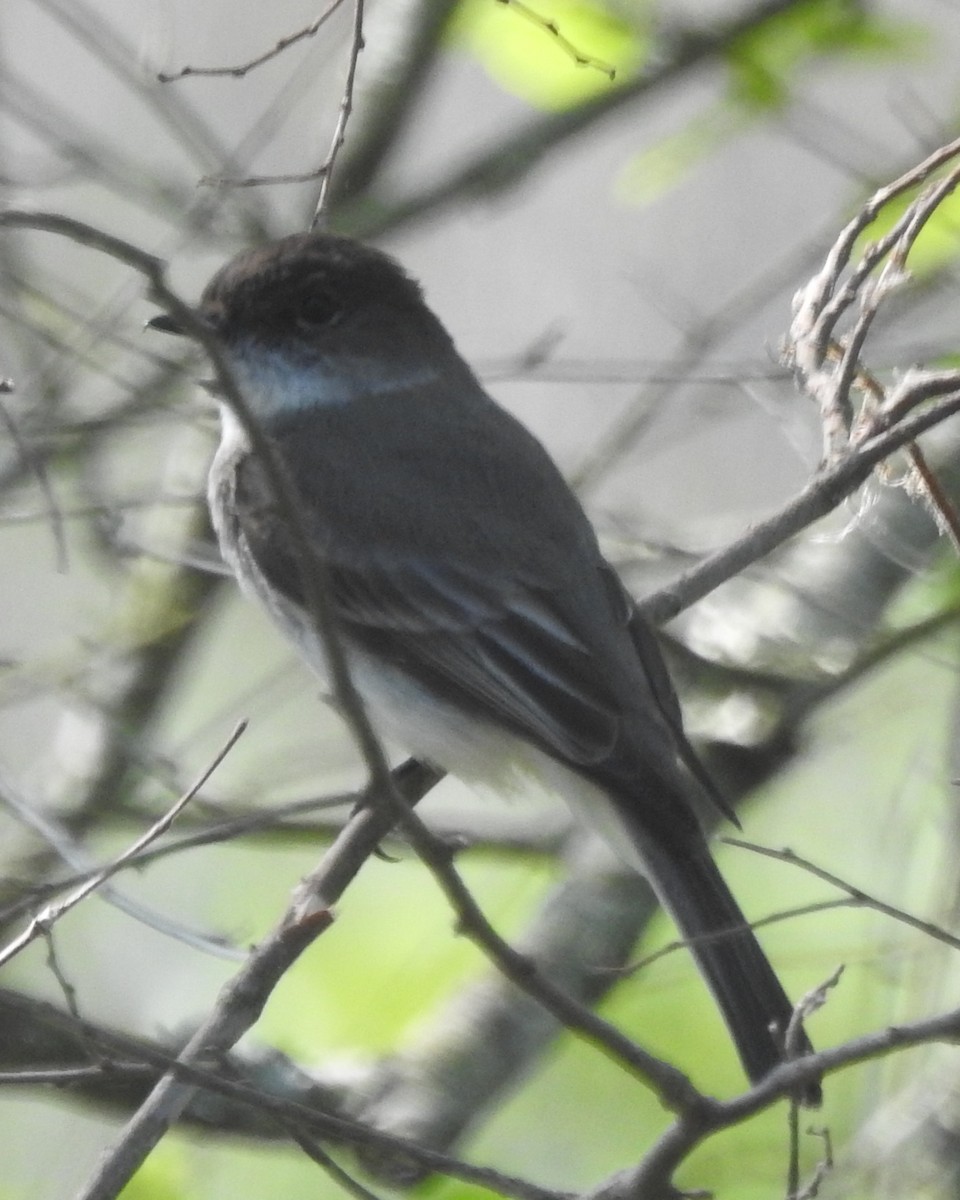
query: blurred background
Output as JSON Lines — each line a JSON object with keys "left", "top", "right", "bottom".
{"left": 2, "top": 0, "right": 960, "bottom": 1196}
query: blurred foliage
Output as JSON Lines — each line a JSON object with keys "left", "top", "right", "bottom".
{"left": 618, "top": 0, "right": 923, "bottom": 202}
{"left": 448, "top": 0, "right": 646, "bottom": 109}
{"left": 256, "top": 853, "right": 559, "bottom": 1056}
{"left": 450, "top": 0, "right": 919, "bottom": 120}
{"left": 114, "top": 1150, "right": 188, "bottom": 1200}
{"left": 728, "top": 0, "right": 921, "bottom": 110}
{"left": 892, "top": 549, "right": 960, "bottom": 622}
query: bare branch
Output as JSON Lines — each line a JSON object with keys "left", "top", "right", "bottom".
{"left": 198, "top": 0, "right": 366, "bottom": 207}
{"left": 158, "top": 2, "right": 349, "bottom": 81}
{"left": 0, "top": 989, "right": 571, "bottom": 1200}
{"left": 643, "top": 386, "right": 960, "bottom": 625}
{"left": 0, "top": 722, "right": 246, "bottom": 971}
{"left": 313, "top": 0, "right": 367, "bottom": 222}
{"left": 0, "top": 392, "right": 67, "bottom": 571}
{"left": 785, "top": 135, "right": 960, "bottom": 540}
{"left": 589, "top": 1002, "right": 960, "bottom": 1199}
{"left": 724, "top": 839, "right": 960, "bottom": 954}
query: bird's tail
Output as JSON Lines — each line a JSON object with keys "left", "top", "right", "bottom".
{"left": 639, "top": 834, "right": 821, "bottom": 1105}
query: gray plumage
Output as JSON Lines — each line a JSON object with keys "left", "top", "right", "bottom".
{"left": 154, "top": 232, "right": 818, "bottom": 1101}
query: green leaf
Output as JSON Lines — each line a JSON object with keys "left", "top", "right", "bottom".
{"left": 728, "top": 0, "right": 926, "bottom": 113}
{"left": 449, "top": 0, "right": 646, "bottom": 110}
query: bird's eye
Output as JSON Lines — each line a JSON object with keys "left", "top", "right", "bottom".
{"left": 289, "top": 275, "right": 343, "bottom": 331}
{"left": 294, "top": 304, "right": 343, "bottom": 333}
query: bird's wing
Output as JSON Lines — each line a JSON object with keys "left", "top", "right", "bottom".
{"left": 336, "top": 556, "right": 629, "bottom": 765}
{"left": 240, "top": 501, "right": 624, "bottom": 766}
{"left": 228, "top": 422, "right": 630, "bottom": 768}
{"left": 226, "top": 403, "right": 718, "bottom": 838}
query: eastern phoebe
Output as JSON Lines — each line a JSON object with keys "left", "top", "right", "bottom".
{"left": 150, "top": 232, "right": 817, "bottom": 1101}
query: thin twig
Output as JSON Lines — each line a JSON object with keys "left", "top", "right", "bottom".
{"left": 642, "top": 385, "right": 960, "bottom": 624}
{"left": 786, "top": 134, "right": 960, "bottom": 541}
{"left": 285, "top": 1125, "right": 388, "bottom": 1200}
{"left": 324, "top": 0, "right": 459, "bottom": 206}
{"left": 0, "top": 764, "right": 445, "bottom": 927}
{"left": 199, "top": 0, "right": 365, "bottom": 205}
{"left": 0, "top": 765, "right": 244, "bottom": 961}
{"left": 0, "top": 987, "right": 571, "bottom": 1200}
{"left": 0, "top": 392, "right": 67, "bottom": 571}
{"left": 69, "top": 793, "right": 422, "bottom": 1200}
{"left": 624, "top": 897, "right": 856, "bottom": 976}
{"left": 906, "top": 440, "right": 960, "bottom": 551}
{"left": 723, "top": 838, "right": 960, "bottom": 953}
{"left": 494, "top": 0, "right": 616, "bottom": 78}
{"left": 0, "top": 722, "right": 247, "bottom": 971}
{"left": 373, "top": 801, "right": 706, "bottom": 1113}
{"left": 589, "top": 999, "right": 960, "bottom": 1199}
{"left": 158, "top": 1, "right": 349, "bottom": 81}
{"left": 313, "top": 0, "right": 366, "bottom": 223}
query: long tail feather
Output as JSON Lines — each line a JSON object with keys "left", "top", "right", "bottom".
{"left": 639, "top": 835, "right": 821, "bottom": 1105}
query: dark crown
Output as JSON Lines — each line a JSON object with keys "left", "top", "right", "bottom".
{"left": 197, "top": 233, "right": 431, "bottom": 345}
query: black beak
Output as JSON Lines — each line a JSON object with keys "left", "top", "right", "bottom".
{"left": 146, "top": 312, "right": 185, "bottom": 335}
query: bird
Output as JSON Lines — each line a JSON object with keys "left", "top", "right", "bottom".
{"left": 149, "top": 231, "right": 818, "bottom": 1102}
